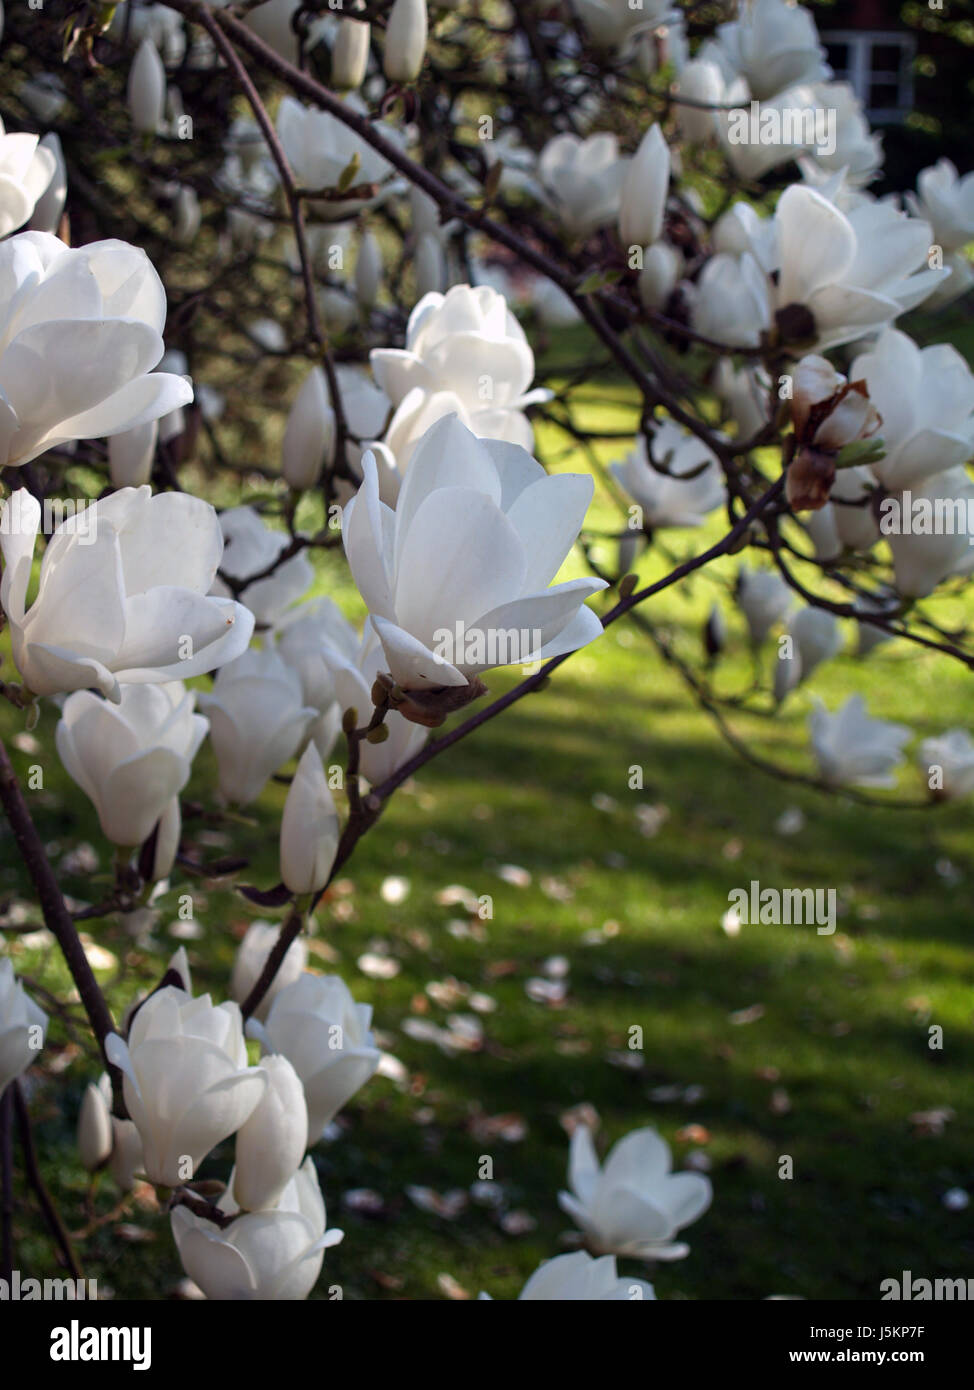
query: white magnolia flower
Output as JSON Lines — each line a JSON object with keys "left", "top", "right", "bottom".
{"left": 319, "top": 617, "right": 428, "bottom": 784}
{"left": 233, "top": 1055, "right": 308, "bottom": 1213}
{"left": 673, "top": 60, "right": 737, "bottom": 145}
{"left": 571, "top": 0, "right": 673, "bottom": 51}
{"left": 701, "top": 0, "right": 829, "bottom": 101}
{"left": 212, "top": 507, "right": 314, "bottom": 626}
{"left": 0, "top": 232, "right": 193, "bottom": 467}
{"left": 249, "top": 973, "right": 380, "bottom": 1138}
{"left": 907, "top": 159, "right": 974, "bottom": 254}
{"left": 276, "top": 94, "right": 397, "bottom": 218}
{"left": 918, "top": 730, "right": 974, "bottom": 800}
{"left": 850, "top": 330, "right": 974, "bottom": 491}
{"left": 558, "top": 1125, "right": 712, "bottom": 1262}
{"left": 0, "top": 116, "right": 57, "bottom": 237}
{"left": 794, "top": 82, "right": 882, "bottom": 185}
{"left": 774, "top": 606, "right": 843, "bottom": 701}
{"left": 490, "top": 1250, "right": 655, "bottom": 1301}
{"left": 537, "top": 133, "right": 629, "bottom": 239}
{"left": 370, "top": 284, "right": 546, "bottom": 487}
{"left": 230, "top": 922, "right": 309, "bottom": 1023}
{"left": 171, "top": 1156, "right": 341, "bottom": 1300}
{"left": 197, "top": 648, "right": 315, "bottom": 806}
{"left": 273, "top": 595, "right": 359, "bottom": 758}
{"left": 737, "top": 567, "right": 793, "bottom": 645}
{"left": 618, "top": 125, "right": 670, "bottom": 250}
{"left": 0, "top": 958, "right": 47, "bottom": 1094}
{"left": 105, "top": 987, "right": 267, "bottom": 1187}
{"left": 611, "top": 420, "right": 724, "bottom": 529}
{"left": 56, "top": 682, "right": 207, "bottom": 848}
{"left": 342, "top": 415, "right": 607, "bottom": 691}
{"left": 768, "top": 186, "right": 945, "bottom": 350}
{"left": 809, "top": 695, "right": 911, "bottom": 788}
{"left": 279, "top": 744, "right": 340, "bottom": 895}
{"left": 0, "top": 488, "right": 253, "bottom": 701}
{"left": 883, "top": 467, "right": 974, "bottom": 598}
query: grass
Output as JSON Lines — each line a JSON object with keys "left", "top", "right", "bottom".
{"left": 2, "top": 352, "right": 974, "bottom": 1303}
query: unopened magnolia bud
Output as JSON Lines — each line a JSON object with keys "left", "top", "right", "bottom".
{"left": 109, "top": 1118, "right": 144, "bottom": 1191}
{"left": 384, "top": 0, "right": 428, "bottom": 83}
{"left": 280, "top": 744, "right": 340, "bottom": 895}
{"left": 619, "top": 125, "right": 669, "bottom": 250}
{"left": 332, "top": 10, "right": 371, "bottom": 91}
{"left": 282, "top": 366, "right": 336, "bottom": 492}
{"left": 78, "top": 1082, "right": 113, "bottom": 1171}
{"left": 128, "top": 38, "right": 166, "bottom": 136}
{"left": 173, "top": 185, "right": 201, "bottom": 245}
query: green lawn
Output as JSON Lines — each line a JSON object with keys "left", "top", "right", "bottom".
{"left": 2, "top": 364, "right": 973, "bottom": 1302}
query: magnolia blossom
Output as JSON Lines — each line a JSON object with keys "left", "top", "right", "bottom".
{"left": 850, "top": 330, "right": 974, "bottom": 491}
{"left": 0, "top": 233, "right": 193, "bottom": 467}
{"left": 128, "top": 37, "right": 166, "bottom": 135}
{"left": 700, "top": 0, "right": 828, "bottom": 101}
{"left": 319, "top": 618, "right": 428, "bottom": 784}
{"left": 907, "top": 159, "right": 974, "bottom": 254}
{"left": 342, "top": 416, "right": 607, "bottom": 691}
{"left": 490, "top": 1251, "right": 655, "bottom": 1301}
{"left": 197, "top": 648, "right": 315, "bottom": 806}
{"left": 0, "top": 488, "right": 253, "bottom": 701}
{"left": 0, "top": 958, "right": 47, "bottom": 1094}
{"left": 714, "top": 360, "right": 770, "bottom": 441}
{"left": 230, "top": 922, "right": 309, "bottom": 1023}
{"left": 769, "top": 186, "right": 945, "bottom": 350}
{"left": 212, "top": 507, "right": 314, "bottom": 626}
{"left": 809, "top": 695, "right": 911, "bottom": 788}
{"left": 918, "top": 730, "right": 974, "bottom": 801}
{"left": 56, "top": 683, "right": 207, "bottom": 848}
{"left": 697, "top": 187, "right": 945, "bottom": 351}
{"left": 673, "top": 60, "right": 737, "bottom": 145}
{"left": 559, "top": 1125, "right": 712, "bottom": 1262}
{"left": 233, "top": 1055, "right": 308, "bottom": 1213}
{"left": 774, "top": 606, "right": 842, "bottom": 702}
{"left": 537, "top": 133, "right": 628, "bottom": 239}
{"left": 737, "top": 567, "right": 792, "bottom": 645}
{"left": 331, "top": 10, "right": 371, "bottom": 90}
{"left": 276, "top": 95, "right": 396, "bottom": 218}
{"left": 610, "top": 420, "right": 724, "bottom": 530}
{"left": 637, "top": 242, "right": 682, "bottom": 312}
{"left": 279, "top": 744, "right": 341, "bottom": 896}
{"left": 249, "top": 973, "right": 381, "bottom": 1139}
{"left": 105, "top": 987, "right": 267, "bottom": 1187}
{"left": 0, "top": 116, "right": 57, "bottom": 237}
{"left": 171, "top": 1158, "right": 341, "bottom": 1300}
{"left": 370, "top": 285, "right": 547, "bottom": 490}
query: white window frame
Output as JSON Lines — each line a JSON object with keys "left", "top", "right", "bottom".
{"left": 820, "top": 30, "right": 916, "bottom": 122}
